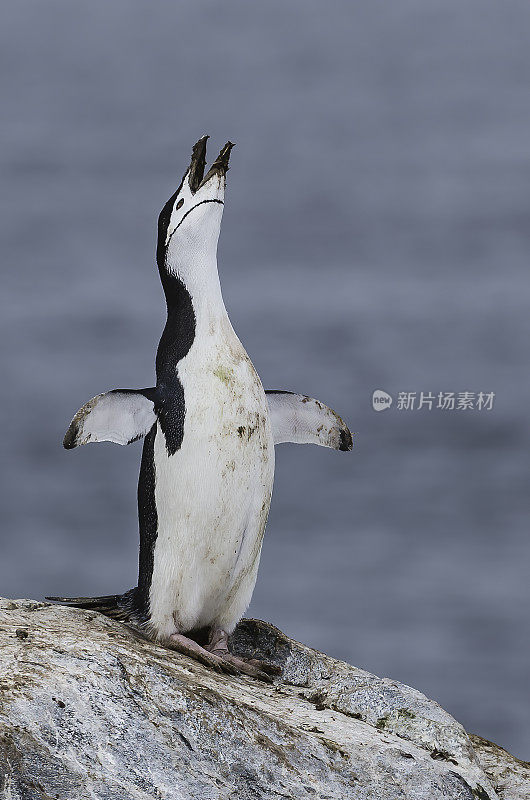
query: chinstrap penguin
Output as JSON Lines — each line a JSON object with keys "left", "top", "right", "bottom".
{"left": 48, "top": 136, "right": 353, "bottom": 681}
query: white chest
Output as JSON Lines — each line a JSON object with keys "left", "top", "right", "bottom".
{"left": 147, "top": 322, "right": 275, "bottom": 638}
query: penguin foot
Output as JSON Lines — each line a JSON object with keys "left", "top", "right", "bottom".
{"left": 206, "top": 628, "right": 281, "bottom": 683}
{"left": 165, "top": 633, "right": 239, "bottom": 676}
{"left": 215, "top": 653, "right": 278, "bottom": 683}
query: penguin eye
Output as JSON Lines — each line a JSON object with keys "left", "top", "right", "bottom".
{"left": 176, "top": 198, "right": 184, "bottom": 210}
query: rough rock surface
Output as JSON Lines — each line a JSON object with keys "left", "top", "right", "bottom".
{"left": 0, "top": 598, "right": 528, "bottom": 800}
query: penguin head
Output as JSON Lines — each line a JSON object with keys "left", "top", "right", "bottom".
{"left": 157, "top": 136, "right": 234, "bottom": 273}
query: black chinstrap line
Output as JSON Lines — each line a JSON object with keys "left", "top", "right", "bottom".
{"left": 165, "top": 198, "right": 224, "bottom": 251}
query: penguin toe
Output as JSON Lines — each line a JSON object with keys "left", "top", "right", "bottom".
{"left": 220, "top": 654, "right": 276, "bottom": 684}
{"left": 248, "top": 659, "right": 282, "bottom": 676}
{"left": 165, "top": 632, "right": 238, "bottom": 675}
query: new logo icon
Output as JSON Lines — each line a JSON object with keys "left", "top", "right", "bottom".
{"left": 372, "top": 389, "right": 393, "bottom": 412}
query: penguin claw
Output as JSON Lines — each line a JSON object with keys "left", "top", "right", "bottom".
{"left": 210, "top": 657, "right": 240, "bottom": 677}
{"left": 247, "top": 658, "right": 282, "bottom": 676}
{"left": 211, "top": 653, "right": 276, "bottom": 684}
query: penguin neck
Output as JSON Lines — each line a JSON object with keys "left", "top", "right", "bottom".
{"left": 161, "top": 251, "right": 228, "bottom": 338}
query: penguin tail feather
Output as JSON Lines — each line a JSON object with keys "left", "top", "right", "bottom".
{"left": 45, "top": 592, "right": 133, "bottom": 622}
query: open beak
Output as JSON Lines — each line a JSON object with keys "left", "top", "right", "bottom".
{"left": 188, "top": 136, "right": 234, "bottom": 194}
{"left": 188, "top": 135, "right": 208, "bottom": 193}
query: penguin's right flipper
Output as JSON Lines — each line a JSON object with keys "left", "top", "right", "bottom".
{"left": 266, "top": 390, "right": 353, "bottom": 451}
{"left": 63, "top": 388, "right": 157, "bottom": 449}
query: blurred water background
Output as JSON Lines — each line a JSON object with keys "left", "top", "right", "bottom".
{"left": 1, "top": 0, "right": 529, "bottom": 758}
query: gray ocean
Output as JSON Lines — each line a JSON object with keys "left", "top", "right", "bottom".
{"left": 1, "top": 1, "right": 529, "bottom": 758}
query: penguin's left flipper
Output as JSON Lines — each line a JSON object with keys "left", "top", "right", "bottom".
{"left": 265, "top": 390, "right": 353, "bottom": 451}
{"left": 63, "top": 388, "right": 157, "bottom": 449}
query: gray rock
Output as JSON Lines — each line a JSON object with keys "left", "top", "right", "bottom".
{"left": 0, "top": 597, "right": 527, "bottom": 800}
